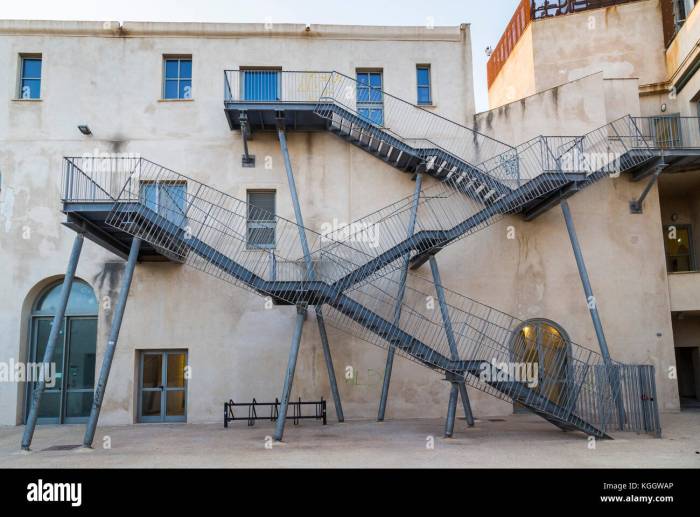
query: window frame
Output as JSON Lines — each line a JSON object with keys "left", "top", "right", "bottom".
{"left": 416, "top": 64, "right": 432, "bottom": 106}
{"left": 17, "top": 54, "right": 43, "bottom": 100}
{"left": 240, "top": 67, "right": 282, "bottom": 102}
{"left": 356, "top": 69, "right": 384, "bottom": 126}
{"left": 246, "top": 190, "right": 277, "bottom": 250}
{"left": 664, "top": 223, "right": 696, "bottom": 273}
{"left": 138, "top": 180, "right": 188, "bottom": 228}
{"left": 162, "top": 55, "right": 193, "bottom": 101}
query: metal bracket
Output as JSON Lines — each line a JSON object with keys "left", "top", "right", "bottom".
{"left": 630, "top": 163, "right": 666, "bottom": 214}
{"left": 240, "top": 112, "right": 255, "bottom": 168}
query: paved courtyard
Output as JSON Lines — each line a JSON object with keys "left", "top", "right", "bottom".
{"left": 2, "top": 412, "right": 699, "bottom": 468}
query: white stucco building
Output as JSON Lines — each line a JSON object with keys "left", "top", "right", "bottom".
{"left": 1, "top": 1, "right": 699, "bottom": 447}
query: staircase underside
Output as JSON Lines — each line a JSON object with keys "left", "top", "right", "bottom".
{"left": 63, "top": 199, "right": 611, "bottom": 438}
{"left": 225, "top": 101, "right": 700, "bottom": 227}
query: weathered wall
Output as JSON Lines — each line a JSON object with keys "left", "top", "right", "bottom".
{"left": 478, "top": 72, "right": 611, "bottom": 143}
{"left": 0, "top": 21, "right": 481, "bottom": 426}
{"left": 531, "top": 0, "right": 667, "bottom": 92}
{"left": 473, "top": 74, "right": 679, "bottom": 414}
{"left": 488, "top": 1, "right": 667, "bottom": 111}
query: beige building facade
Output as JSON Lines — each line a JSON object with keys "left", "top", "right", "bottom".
{"left": 0, "top": 3, "right": 696, "bottom": 438}
{"left": 487, "top": 0, "right": 700, "bottom": 411}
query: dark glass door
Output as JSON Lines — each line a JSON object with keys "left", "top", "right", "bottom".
{"left": 139, "top": 351, "right": 187, "bottom": 423}
{"left": 26, "top": 317, "right": 96, "bottom": 424}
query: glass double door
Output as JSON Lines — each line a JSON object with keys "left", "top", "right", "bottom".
{"left": 139, "top": 351, "right": 187, "bottom": 423}
{"left": 26, "top": 317, "right": 97, "bottom": 424}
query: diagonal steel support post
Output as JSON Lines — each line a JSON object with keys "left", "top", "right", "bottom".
{"left": 82, "top": 237, "right": 141, "bottom": 448}
{"left": 560, "top": 199, "right": 625, "bottom": 429}
{"left": 429, "top": 256, "right": 475, "bottom": 437}
{"left": 277, "top": 127, "right": 344, "bottom": 423}
{"left": 22, "top": 233, "right": 84, "bottom": 451}
{"left": 274, "top": 306, "right": 306, "bottom": 441}
{"left": 378, "top": 172, "right": 423, "bottom": 421}
{"left": 630, "top": 162, "right": 666, "bottom": 214}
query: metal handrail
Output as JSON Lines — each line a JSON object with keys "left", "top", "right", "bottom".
{"left": 61, "top": 141, "right": 663, "bottom": 435}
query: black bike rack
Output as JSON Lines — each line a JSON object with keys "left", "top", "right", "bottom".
{"left": 224, "top": 398, "right": 327, "bottom": 427}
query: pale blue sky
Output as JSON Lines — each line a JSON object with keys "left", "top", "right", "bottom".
{"left": 1, "top": 0, "right": 520, "bottom": 111}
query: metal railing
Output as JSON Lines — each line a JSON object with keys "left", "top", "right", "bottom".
{"left": 313, "top": 71, "right": 515, "bottom": 168}
{"left": 60, "top": 149, "right": 662, "bottom": 435}
{"left": 632, "top": 116, "right": 700, "bottom": 149}
{"left": 224, "top": 70, "right": 334, "bottom": 104}
{"left": 62, "top": 155, "right": 141, "bottom": 202}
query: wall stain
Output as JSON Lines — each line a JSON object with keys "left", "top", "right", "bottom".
{"left": 93, "top": 262, "right": 125, "bottom": 324}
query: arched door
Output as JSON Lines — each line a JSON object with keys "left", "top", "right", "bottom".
{"left": 26, "top": 279, "right": 98, "bottom": 424}
{"left": 510, "top": 319, "right": 572, "bottom": 411}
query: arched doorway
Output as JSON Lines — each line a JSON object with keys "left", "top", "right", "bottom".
{"left": 25, "top": 279, "right": 98, "bottom": 424}
{"left": 509, "top": 319, "right": 572, "bottom": 412}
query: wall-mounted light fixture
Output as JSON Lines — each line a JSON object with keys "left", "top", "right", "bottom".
{"left": 661, "top": 103, "right": 667, "bottom": 113}
{"left": 78, "top": 125, "right": 92, "bottom": 136}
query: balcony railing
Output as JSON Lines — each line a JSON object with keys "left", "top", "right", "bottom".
{"left": 487, "top": 0, "right": 645, "bottom": 88}
{"left": 224, "top": 70, "right": 333, "bottom": 104}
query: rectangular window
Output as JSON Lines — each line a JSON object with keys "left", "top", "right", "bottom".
{"left": 139, "top": 181, "right": 188, "bottom": 227}
{"left": 247, "top": 190, "right": 276, "bottom": 249}
{"left": 19, "top": 55, "right": 42, "bottom": 99}
{"left": 163, "top": 56, "right": 192, "bottom": 100}
{"left": 356, "top": 70, "right": 384, "bottom": 126}
{"left": 416, "top": 65, "right": 432, "bottom": 105}
{"left": 652, "top": 114, "right": 683, "bottom": 148}
{"left": 665, "top": 225, "right": 695, "bottom": 272}
{"left": 242, "top": 69, "right": 281, "bottom": 102}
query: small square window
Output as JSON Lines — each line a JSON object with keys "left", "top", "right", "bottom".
{"left": 416, "top": 65, "right": 432, "bottom": 105}
{"left": 247, "top": 190, "right": 276, "bottom": 249}
{"left": 18, "top": 55, "right": 42, "bottom": 99}
{"left": 163, "top": 56, "right": 192, "bottom": 100}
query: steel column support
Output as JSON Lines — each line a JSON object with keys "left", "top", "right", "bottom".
{"left": 82, "top": 237, "right": 141, "bottom": 448}
{"left": 378, "top": 172, "right": 423, "bottom": 421}
{"left": 277, "top": 128, "right": 344, "bottom": 422}
{"left": 274, "top": 308, "right": 306, "bottom": 441}
{"left": 22, "top": 233, "right": 85, "bottom": 451}
{"left": 560, "top": 199, "right": 625, "bottom": 428}
{"left": 430, "top": 256, "right": 475, "bottom": 431}
{"left": 444, "top": 383, "right": 459, "bottom": 438}
{"left": 315, "top": 305, "right": 344, "bottom": 422}
{"left": 630, "top": 162, "right": 666, "bottom": 214}
{"left": 458, "top": 383, "right": 475, "bottom": 426}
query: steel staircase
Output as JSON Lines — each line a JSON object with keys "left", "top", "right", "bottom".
{"left": 52, "top": 73, "right": 666, "bottom": 441}
{"left": 62, "top": 138, "right": 657, "bottom": 438}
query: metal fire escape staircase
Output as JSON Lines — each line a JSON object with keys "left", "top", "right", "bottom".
{"left": 62, "top": 156, "right": 618, "bottom": 439}
{"left": 22, "top": 70, "right": 675, "bottom": 451}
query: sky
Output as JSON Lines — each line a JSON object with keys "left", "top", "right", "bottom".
{"left": 1, "top": 0, "right": 520, "bottom": 112}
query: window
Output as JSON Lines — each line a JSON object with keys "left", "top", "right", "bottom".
{"left": 673, "top": 0, "right": 698, "bottom": 31}
{"left": 416, "top": 65, "right": 432, "bottom": 105}
{"left": 163, "top": 56, "right": 192, "bottom": 100}
{"left": 242, "top": 69, "right": 281, "bottom": 102}
{"left": 18, "top": 55, "right": 42, "bottom": 99}
{"left": 356, "top": 70, "right": 384, "bottom": 126}
{"left": 139, "top": 182, "right": 187, "bottom": 227}
{"left": 665, "top": 224, "right": 695, "bottom": 272}
{"left": 651, "top": 114, "right": 683, "bottom": 148}
{"left": 247, "top": 190, "right": 276, "bottom": 249}
{"left": 26, "top": 279, "right": 98, "bottom": 424}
